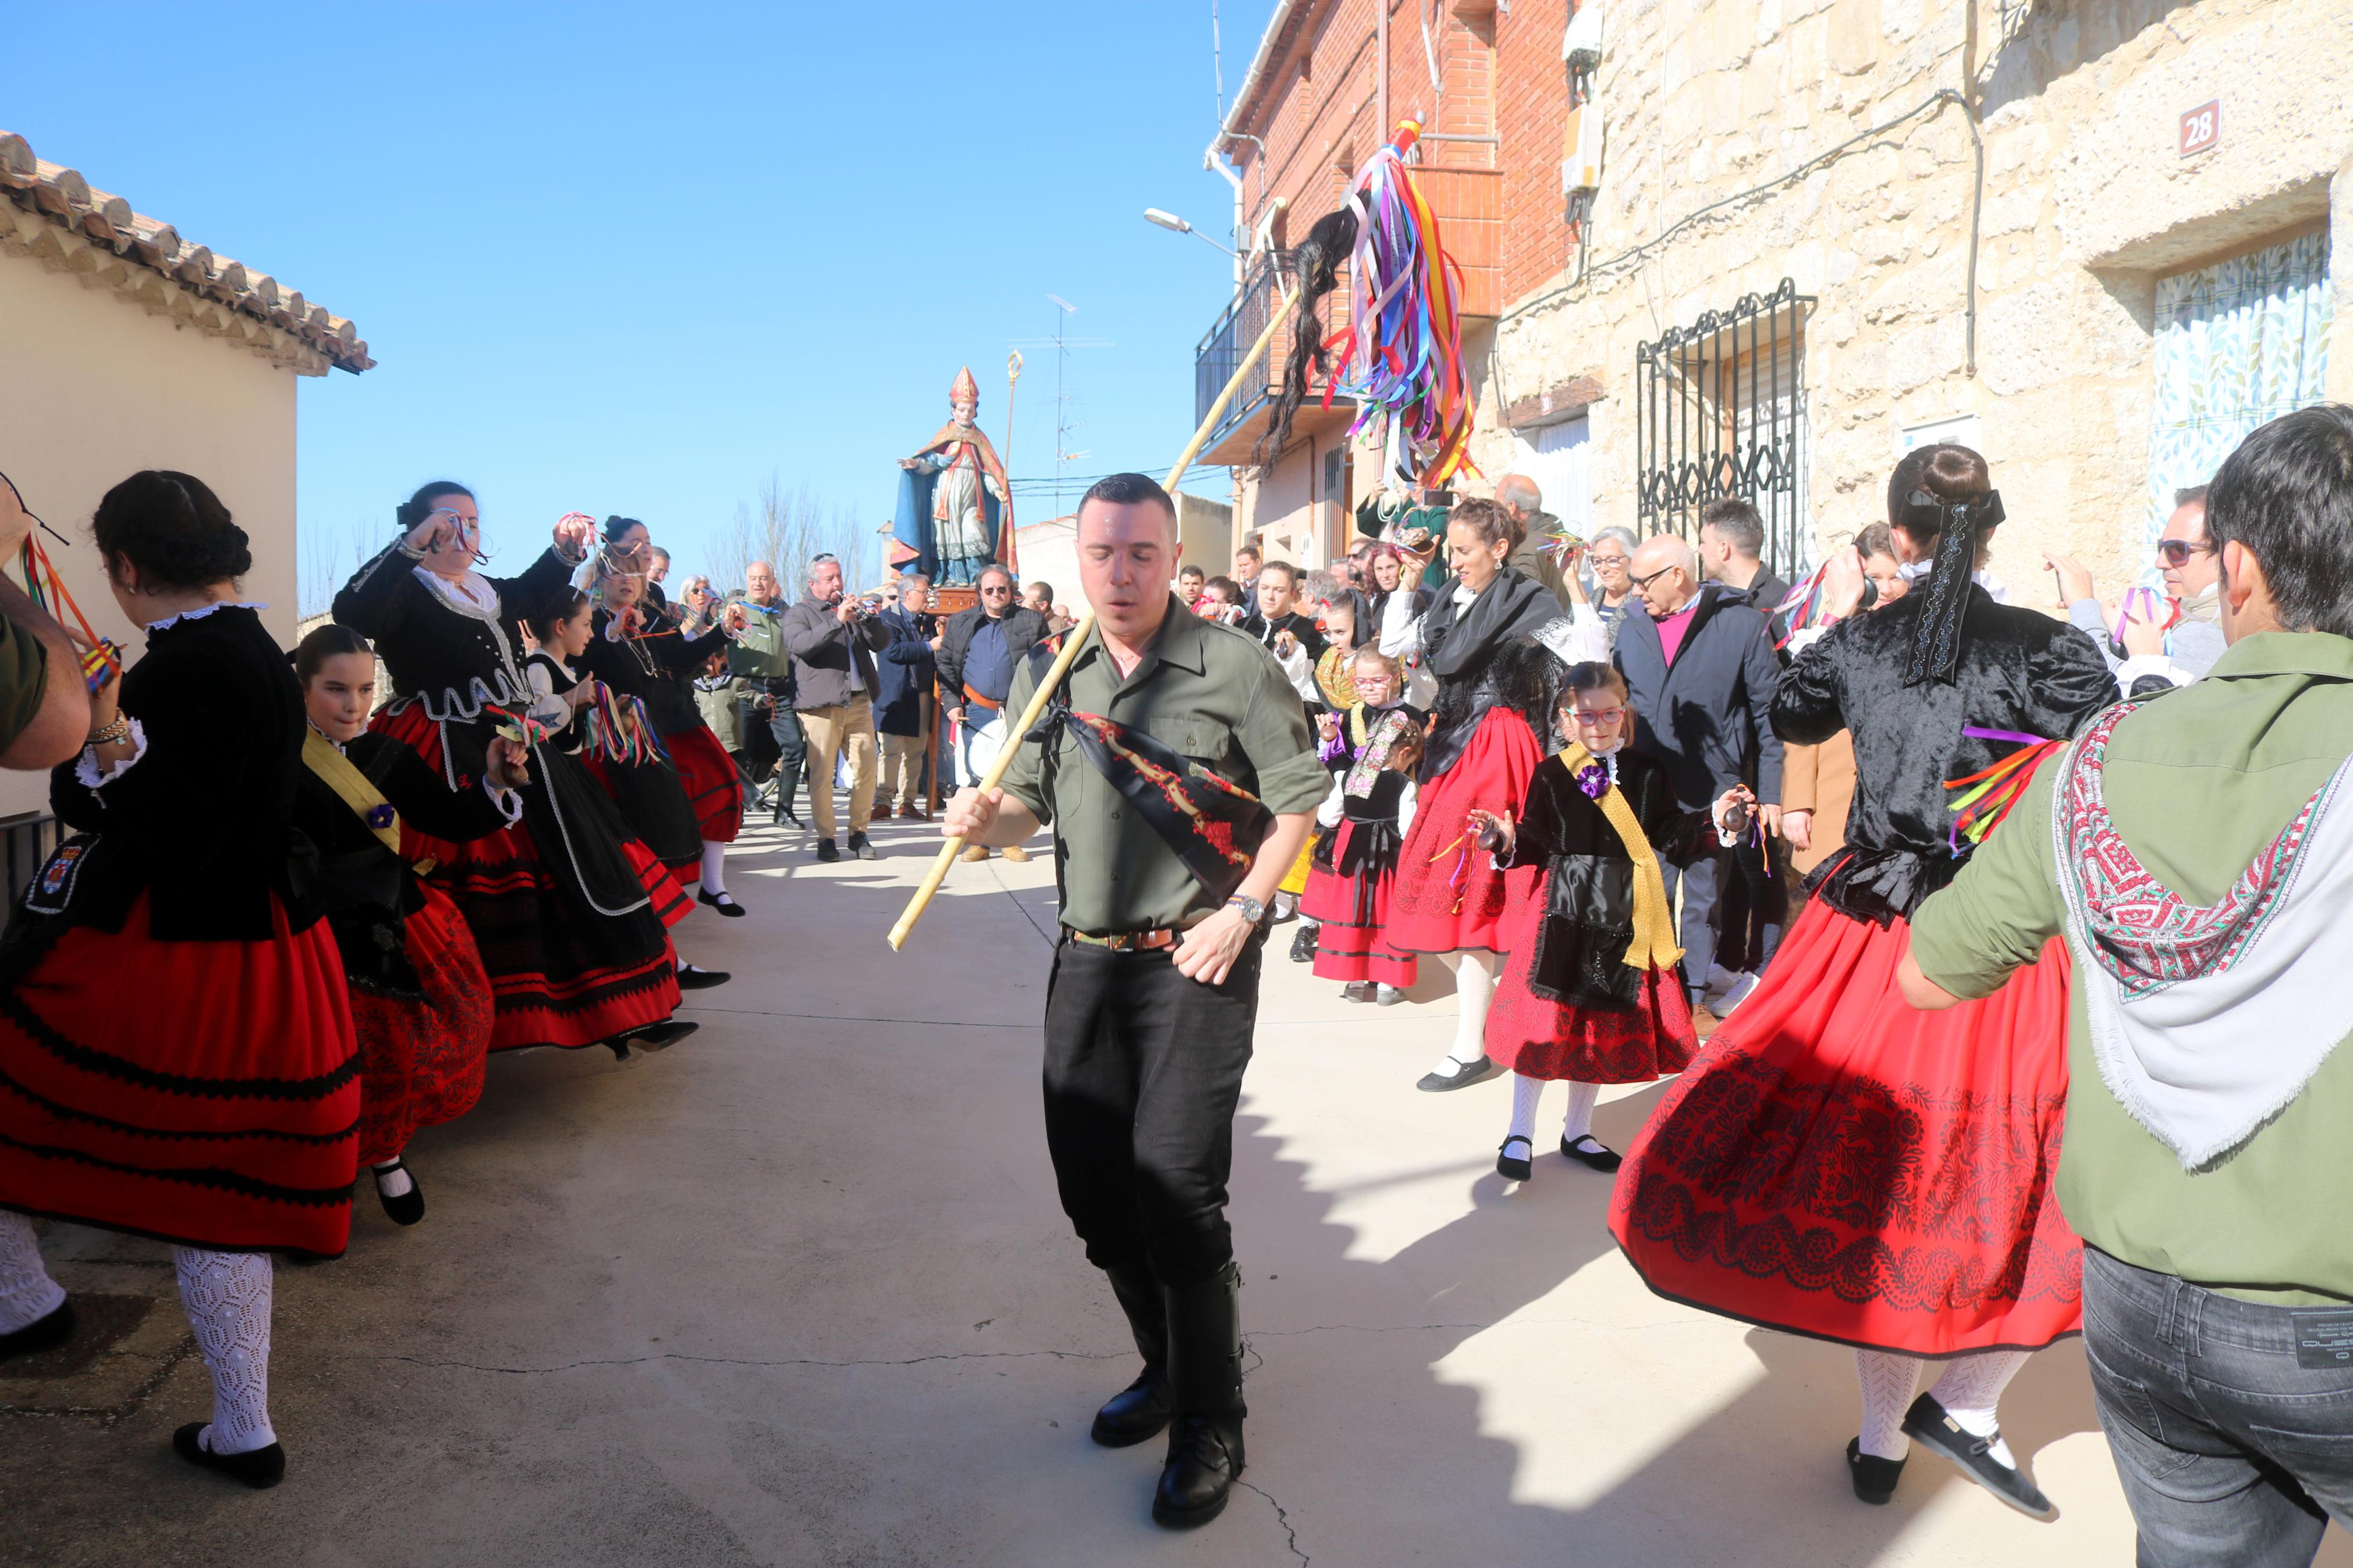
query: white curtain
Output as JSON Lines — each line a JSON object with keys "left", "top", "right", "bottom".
{"left": 1509, "top": 415, "right": 1591, "bottom": 538}
{"left": 2144, "top": 229, "right": 2333, "bottom": 579}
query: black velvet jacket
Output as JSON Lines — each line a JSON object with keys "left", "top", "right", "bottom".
{"left": 1497, "top": 748, "right": 1706, "bottom": 1011}
{"left": 290, "top": 731, "right": 513, "bottom": 995}
{"left": 1417, "top": 573, "right": 1564, "bottom": 778}
{"left": 1773, "top": 585, "right": 2114, "bottom": 923}
{"left": 580, "top": 609, "right": 730, "bottom": 735}
{"left": 331, "top": 543, "right": 576, "bottom": 730}
{"left": 36, "top": 606, "right": 313, "bottom": 944}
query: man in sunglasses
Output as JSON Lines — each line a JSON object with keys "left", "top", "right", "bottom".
{"left": 2047, "top": 484, "right": 2227, "bottom": 694}
{"left": 934, "top": 564, "right": 1049, "bottom": 861}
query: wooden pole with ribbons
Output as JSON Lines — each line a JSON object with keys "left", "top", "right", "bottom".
{"left": 886, "top": 290, "right": 1297, "bottom": 951}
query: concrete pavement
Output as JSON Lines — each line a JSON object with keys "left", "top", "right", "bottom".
{"left": 6, "top": 807, "right": 2343, "bottom": 1566}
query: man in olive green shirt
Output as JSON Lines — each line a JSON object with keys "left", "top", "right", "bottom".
{"left": 944, "top": 473, "right": 1321, "bottom": 1531}
{"left": 0, "top": 474, "right": 95, "bottom": 770}
{"left": 1903, "top": 406, "right": 2353, "bottom": 1567}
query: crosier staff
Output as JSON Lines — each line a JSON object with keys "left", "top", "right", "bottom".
{"left": 886, "top": 293, "right": 1296, "bottom": 951}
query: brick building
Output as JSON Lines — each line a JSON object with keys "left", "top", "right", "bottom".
{"left": 1202, "top": 0, "right": 2353, "bottom": 596}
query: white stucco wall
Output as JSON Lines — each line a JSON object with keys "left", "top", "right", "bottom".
{"left": 0, "top": 248, "right": 300, "bottom": 818}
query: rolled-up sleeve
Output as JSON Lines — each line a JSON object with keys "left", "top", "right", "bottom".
{"left": 1237, "top": 655, "right": 1326, "bottom": 816}
{"left": 1908, "top": 766, "right": 2067, "bottom": 1000}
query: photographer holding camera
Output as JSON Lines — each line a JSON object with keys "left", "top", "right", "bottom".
{"left": 782, "top": 553, "right": 892, "bottom": 862}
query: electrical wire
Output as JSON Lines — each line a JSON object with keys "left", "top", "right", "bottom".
{"left": 1503, "top": 88, "right": 1975, "bottom": 326}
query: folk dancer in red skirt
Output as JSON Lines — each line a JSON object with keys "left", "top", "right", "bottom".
{"left": 0, "top": 472, "right": 359, "bottom": 1488}
{"left": 293, "top": 624, "right": 523, "bottom": 1228}
{"left": 1608, "top": 445, "right": 2116, "bottom": 1518}
{"left": 591, "top": 517, "right": 749, "bottom": 916}
{"left": 333, "top": 485, "right": 695, "bottom": 1056}
{"left": 1472, "top": 662, "right": 1745, "bottom": 1179}
{"left": 1387, "top": 499, "right": 1602, "bottom": 1090}
{"left": 1301, "top": 645, "right": 1425, "bottom": 1004}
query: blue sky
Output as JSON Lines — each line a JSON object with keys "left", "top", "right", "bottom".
{"left": 2, "top": 1, "right": 1279, "bottom": 600}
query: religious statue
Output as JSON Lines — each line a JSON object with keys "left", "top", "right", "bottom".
{"left": 893, "top": 366, "right": 1013, "bottom": 585}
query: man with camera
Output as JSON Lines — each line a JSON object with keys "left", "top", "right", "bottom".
{"left": 782, "top": 553, "right": 891, "bottom": 862}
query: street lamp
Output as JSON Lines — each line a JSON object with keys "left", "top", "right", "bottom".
{"left": 1143, "top": 208, "right": 1237, "bottom": 258}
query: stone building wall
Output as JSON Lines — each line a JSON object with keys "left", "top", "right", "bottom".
{"left": 1479, "top": 0, "right": 2353, "bottom": 593}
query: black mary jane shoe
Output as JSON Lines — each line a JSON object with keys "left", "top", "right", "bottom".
{"left": 696, "top": 888, "right": 747, "bottom": 919}
{"left": 675, "top": 964, "right": 732, "bottom": 990}
{"left": 1901, "top": 1393, "right": 2056, "bottom": 1519}
{"left": 1496, "top": 1134, "right": 1534, "bottom": 1183}
{"left": 1847, "top": 1437, "right": 1905, "bottom": 1505}
{"left": 1415, "top": 1055, "right": 1503, "bottom": 1093}
{"left": 371, "top": 1160, "right": 425, "bottom": 1227}
{"left": 1091, "top": 1366, "right": 1173, "bottom": 1448}
{"left": 1560, "top": 1133, "right": 1623, "bottom": 1172}
{"left": 1288, "top": 924, "right": 1319, "bottom": 963}
{"left": 172, "top": 1423, "right": 286, "bottom": 1489}
{"left": 0, "top": 1299, "right": 74, "bottom": 1361}
{"left": 1341, "top": 981, "right": 1376, "bottom": 1004}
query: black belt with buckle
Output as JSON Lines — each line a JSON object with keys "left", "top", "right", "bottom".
{"left": 1068, "top": 927, "right": 1180, "bottom": 951}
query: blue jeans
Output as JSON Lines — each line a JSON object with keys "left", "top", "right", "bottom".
{"left": 2083, "top": 1246, "right": 2353, "bottom": 1566}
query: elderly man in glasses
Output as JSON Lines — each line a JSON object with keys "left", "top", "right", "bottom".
{"left": 2045, "top": 484, "right": 2228, "bottom": 695}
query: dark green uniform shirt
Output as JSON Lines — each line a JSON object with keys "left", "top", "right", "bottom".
{"left": 999, "top": 596, "right": 1326, "bottom": 934}
{"left": 0, "top": 617, "right": 49, "bottom": 755}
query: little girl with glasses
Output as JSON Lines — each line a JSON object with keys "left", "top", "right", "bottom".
{"left": 1467, "top": 662, "right": 1745, "bottom": 1179}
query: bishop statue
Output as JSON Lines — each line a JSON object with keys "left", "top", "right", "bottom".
{"left": 892, "top": 366, "right": 1013, "bottom": 585}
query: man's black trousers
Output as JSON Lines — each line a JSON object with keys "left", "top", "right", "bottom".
{"left": 1042, "top": 933, "right": 1261, "bottom": 1288}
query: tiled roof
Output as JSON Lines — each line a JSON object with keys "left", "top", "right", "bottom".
{"left": 0, "top": 129, "right": 372, "bottom": 375}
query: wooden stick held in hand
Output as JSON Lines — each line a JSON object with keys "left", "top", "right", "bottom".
{"left": 886, "top": 291, "right": 1298, "bottom": 951}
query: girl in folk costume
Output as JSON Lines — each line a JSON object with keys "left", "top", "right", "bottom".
{"left": 0, "top": 473, "right": 359, "bottom": 1487}
{"left": 333, "top": 485, "right": 695, "bottom": 1057}
{"left": 1385, "top": 499, "right": 1591, "bottom": 1092}
{"left": 292, "top": 625, "right": 522, "bottom": 1227}
{"left": 1301, "top": 645, "right": 1426, "bottom": 1003}
{"left": 1609, "top": 446, "right": 2115, "bottom": 1519}
{"left": 1472, "top": 663, "right": 1733, "bottom": 1180}
{"left": 584, "top": 517, "right": 750, "bottom": 916}
{"left": 519, "top": 589, "right": 726, "bottom": 994}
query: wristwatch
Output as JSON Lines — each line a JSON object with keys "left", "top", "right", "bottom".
{"left": 1225, "top": 894, "right": 1266, "bottom": 925}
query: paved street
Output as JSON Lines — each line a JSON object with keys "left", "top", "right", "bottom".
{"left": 6, "top": 809, "right": 2345, "bottom": 1567}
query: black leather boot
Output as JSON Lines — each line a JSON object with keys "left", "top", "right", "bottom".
{"left": 1091, "top": 1260, "right": 1171, "bottom": 1448}
{"left": 1152, "top": 1261, "right": 1245, "bottom": 1529}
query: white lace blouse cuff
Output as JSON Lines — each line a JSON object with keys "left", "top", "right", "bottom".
{"left": 483, "top": 778, "right": 526, "bottom": 824}
{"left": 74, "top": 719, "right": 148, "bottom": 789}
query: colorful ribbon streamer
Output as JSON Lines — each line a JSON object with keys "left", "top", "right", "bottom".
{"left": 1943, "top": 726, "right": 2062, "bottom": 852}
{"left": 17, "top": 535, "right": 122, "bottom": 692}
{"left": 1322, "top": 121, "right": 1478, "bottom": 489}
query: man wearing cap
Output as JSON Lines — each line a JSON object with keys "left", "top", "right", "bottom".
{"left": 943, "top": 472, "right": 1322, "bottom": 1531}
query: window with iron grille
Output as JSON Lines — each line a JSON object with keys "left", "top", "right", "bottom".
{"left": 1635, "top": 278, "right": 1816, "bottom": 577}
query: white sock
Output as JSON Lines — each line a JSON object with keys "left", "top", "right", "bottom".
{"left": 372, "top": 1159, "right": 414, "bottom": 1201}
{"left": 698, "top": 841, "right": 729, "bottom": 897}
{"left": 1561, "top": 1081, "right": 1602, "bottom": 1144}
{"left": 1507, "top": 1073, "right": 1544, "bottom": 1146}
{"left": 1926, "top": 1349, "right": 2031, "bottom": 1469}
{"left": 1436, "top": 950, "right": 1497, "bottom": 1071}
{"left": 1855, "top": 1350, "right": 1923, "bottom": 1461}
{"left": 0, "top": 1211, "right": 66, "bottom": 1334}
{"left": 173, "top": 1248, "right": 276, "bottom": 1455}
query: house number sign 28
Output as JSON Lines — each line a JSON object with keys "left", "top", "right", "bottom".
{"left": 2180, "top": 101, "right": 2221, "bottom": 157}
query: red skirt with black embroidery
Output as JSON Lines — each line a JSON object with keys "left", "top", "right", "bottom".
{"left": 1301, "top": 820, "right": 1417, "bottom": 989}
{"left": 1485, "top": 893, "right": 1696, "bottom": 1083}
{"left": 0, "top": 894, "right": 359, "bottom": 1256}
{"left": 1385, "top": 707, "right": 1545, "bottom": 956}
{"left": 350, "top": 883, "right": 494, "bottom": 1166}
{"left": 371, "top": 704, "right": 686, "bottom": 1053}
{"left": 662, "top": 723, "right": 743, "bottom": 849}
{"left": 1608, "top": 898, "right": 2081, "bottom": 1356}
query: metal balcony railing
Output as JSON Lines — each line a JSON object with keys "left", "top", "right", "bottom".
{"left": 1194, "top": 251, "right": 1297, "bottom": 453}
{"left": 0, "top": 811, "right": 61, "bottom": 905}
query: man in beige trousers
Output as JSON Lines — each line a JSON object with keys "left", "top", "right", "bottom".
{"left": 782, "top": 554, "right": 890, "bottom": 863}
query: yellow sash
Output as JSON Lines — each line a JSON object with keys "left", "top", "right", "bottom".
{"left": 1560, "top": 741, "right": 1683, "bottom": 973}
{"left": 302, "top": 728, "right": 404, "bottom": 859}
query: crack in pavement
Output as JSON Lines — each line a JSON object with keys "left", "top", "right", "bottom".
{"left": 357, "top": 1346, "right": 1130, "bottom": 1376}
{"left": 1234, "top": 1480, "right": 1310, "bottom": 1566}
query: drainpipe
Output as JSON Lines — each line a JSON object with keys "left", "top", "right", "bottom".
{"left": 1204, "top": 141, "right": 1248, "bottom": 291}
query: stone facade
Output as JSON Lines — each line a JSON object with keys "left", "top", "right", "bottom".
{"left": 1482, "top": 0, "right": 2353, "bottom": 590}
